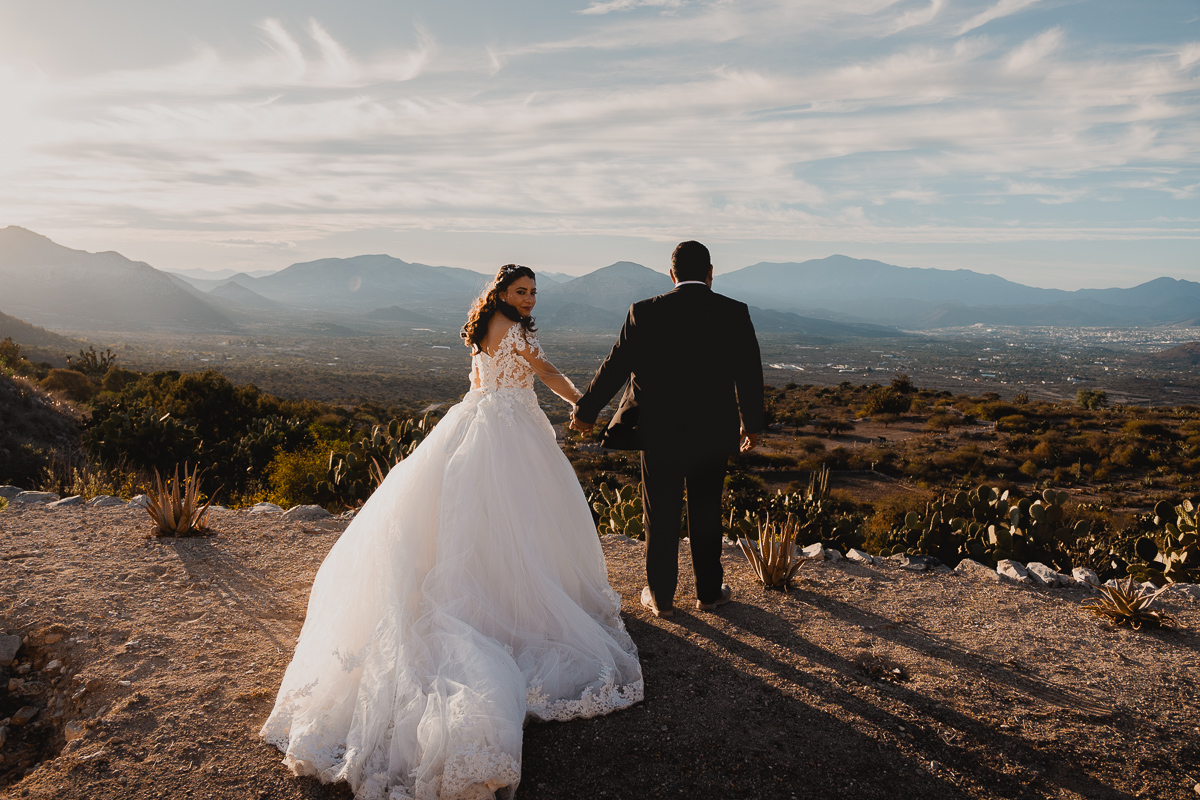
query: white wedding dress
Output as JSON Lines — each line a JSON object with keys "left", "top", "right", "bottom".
{"left": 260, "top": 324, "right": 643, "bottom": 800}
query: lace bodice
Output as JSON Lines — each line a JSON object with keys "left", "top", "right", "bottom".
{"left": 470, "top": 324, "right": 543, "bottom": 392}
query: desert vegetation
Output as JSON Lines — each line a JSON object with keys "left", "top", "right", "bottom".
{"left": 4, "top": 337, "right": 1200, "bottom": 587}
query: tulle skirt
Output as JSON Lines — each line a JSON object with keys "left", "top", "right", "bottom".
{"left": 260, "top": 388, "right": 643, "bottom": 800}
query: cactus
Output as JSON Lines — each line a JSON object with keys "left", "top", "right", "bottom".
{"left": 309, "top": 414, "right": 438, "bottom": 508}
{"left": 589, "top": 483, "right": 645, "bottom": 539}
{"left": 879, "top": 485, "right": 1083, "bottom": 571}
{"left": 724, "top": 466, "right": 863, "bottom": 554}
{"left": 1130, "top": 500, "right": 1200, "bottom": 585}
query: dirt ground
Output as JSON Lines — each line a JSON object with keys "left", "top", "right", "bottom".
{"left": 1, "top": 502, "right": 1198, "bottom": 800}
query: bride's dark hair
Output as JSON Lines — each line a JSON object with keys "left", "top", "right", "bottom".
{"left": 461, "top": 264, "right": 538, "bottom": 355}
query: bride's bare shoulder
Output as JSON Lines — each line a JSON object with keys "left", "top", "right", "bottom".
{"left": 481, "top": 319, "right": 520, "bottom": 356}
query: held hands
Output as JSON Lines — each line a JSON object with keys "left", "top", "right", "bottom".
{"left": 568, "top": 406, "right": 594, "bottom": 435}
{"left": 740, "top": 427, "right": 758, "bottom": 452}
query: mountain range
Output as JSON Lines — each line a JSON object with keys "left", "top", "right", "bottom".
{"left": 2, "top": 226, "right": 1198, "bottom": 337}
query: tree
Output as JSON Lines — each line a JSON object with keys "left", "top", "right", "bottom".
{"left": 890, "top": 373, "right": 915, "bottom": 394}
{"left": 1076, "top": 389, "right": 1108, "bottom": 410}
{"left": 863, "top": 387, "right": 912, "bottom": 416}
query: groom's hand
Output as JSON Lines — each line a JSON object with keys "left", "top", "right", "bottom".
{"left": 569, "top": 410, "right": 594, "bottom": 435}
{"left": 740, "top": 427, "right": 758, "bottom": 452}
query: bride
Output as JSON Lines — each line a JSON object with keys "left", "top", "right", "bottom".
{"left": 260, "top": 264, "right": 644, "bottom": 800}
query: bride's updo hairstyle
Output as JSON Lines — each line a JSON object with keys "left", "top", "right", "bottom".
{"left": 461, "top": 264, "right": 538, "bottom": 355}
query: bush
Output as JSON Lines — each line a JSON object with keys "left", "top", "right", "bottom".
{"left": 1076, "top": 389, "right": 1108, "bottom": 410}
{"left": 1122, "top": 419, "right": 1173, "bottom": 440}
{"left": 41, "top": 369, "right": 96, "bottom": 402}
{"left": 863, "top": 387, "right": 912, "bottom": 416}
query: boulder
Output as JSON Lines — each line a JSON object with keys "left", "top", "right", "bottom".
{"left": 250, "top": 502, "right": 284, "bottom": 514}
{"left": 63, "top": 720, "right": 87, "bottom": 742}
{"left": 954, "top": 558, "right": 1001, "bottom": 582}
{"left": 128, "top": 494, "right": 152, "bottom": 509}
{"left": 0, "top": 486, "right": 22, "bottom": 500}
{"left": 801, "top": 543, "right": 826, "bottom": 560}
{"left": 282, "top": 505, "right": 331, "bottom": 521}
{"left": 996, "top": 559, "right": 1034, "bottom": 584}
{"left": 1071, "top": 567, "right": 1100, "bottom": 587}
{"left": 826, "top": 549, "right": 844, "bottom": 562}
{"left": 1026, "top": 562, "right": 1068, "bottom": 587}
{"left": 0, "top": 634, "right": 22, "bottom": 666}
{"left": 10, "top": 706, "right": 38, "bottom": 726}
{"left": 846, "top": 548, "right": 879, "bottom": 565}
{"left": 87, "top": 495, "right": 126, "bottom": 508}
{"left": 49, "top": 495, "right": 84, "bottom": 508}
{"left": 12, "top": 491, "right": 59, "bottom": 504}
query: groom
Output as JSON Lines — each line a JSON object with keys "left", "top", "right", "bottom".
{"left": 570, "top": 241, "right": 764, "bottom": 618}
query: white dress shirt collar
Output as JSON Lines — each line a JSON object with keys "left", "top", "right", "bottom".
{"left": 673, "top": 280, "right": 707, "bottom": 287}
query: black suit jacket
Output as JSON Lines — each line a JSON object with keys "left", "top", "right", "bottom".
{"left": 575, "top": 284, "right": 764, "bottom": 456}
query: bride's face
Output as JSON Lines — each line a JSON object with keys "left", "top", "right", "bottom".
{"left": 501, "top": 276, "right": 536, "bottom": 317}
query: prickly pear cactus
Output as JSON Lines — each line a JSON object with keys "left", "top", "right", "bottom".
{"left": 1130, "top": 499, "right": 1200, "bottom": 585}
{"left": 590, "top": 483, "right": 645, "bottom": 539}
{"left": 309, "top": 414, "right": 438, "bottom": 508}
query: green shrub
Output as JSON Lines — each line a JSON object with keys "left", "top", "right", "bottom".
{"left": 863, "top": 387, "right": 912, "bottom": 416}
{"left": 1076, "top": 389, "right": 1108, "bottom": 410}
{"left": 41, "top": 369, "right": 96, "bottom": 402}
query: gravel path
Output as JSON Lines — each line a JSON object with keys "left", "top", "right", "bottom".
{"left": 1, "top": 502, "right": 1198, "bottom": 799}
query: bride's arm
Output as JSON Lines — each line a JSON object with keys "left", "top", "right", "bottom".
{"left": 517, "top": 341, "right": 582, "bottom": 405}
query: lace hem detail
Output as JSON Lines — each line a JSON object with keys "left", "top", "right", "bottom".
{"left": 525, "top": 672, "right": 645, "bottom": 722}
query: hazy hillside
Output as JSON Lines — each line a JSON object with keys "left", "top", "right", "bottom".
{"left": 718, "top": 255, "right": 1200, "bottom": 327}
{"left": 0, "top": 309, "right": 81, "bottom": 350}
{"left": 0, "top": 227, "right": 233, "bottom": 333}
{"left": 240, "top": 255, "right": 489, "bottom": 315}
{"left": 537, "top": 262, "right": 673, "bottom": 314}
{"left": 206, "top": 281, "right": 287, "bottom": 311}
{"left": 366, "top": 306, "right": 440, "bottom": 325}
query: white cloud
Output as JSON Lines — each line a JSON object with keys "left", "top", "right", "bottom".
{"left": 2, "top": 4, "right": 1198, "bottom": 274}
{"left": 957, "top": 0, "right": 1043, "bottom": 36}
{"left": 579, "top": 0, "right": 690, "bottom": 15}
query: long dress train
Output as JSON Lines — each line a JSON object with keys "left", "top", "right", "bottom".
{"left": 260, "top": 324, "right": 643, "bottom": 800}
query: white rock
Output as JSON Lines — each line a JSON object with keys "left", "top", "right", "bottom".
{"left": 49, "top": 495, "right": 84, "bottom": 508}
{"left": 0, "top": 486, "right": 22, "bottom": 500}
{"left": 1071, "top": 567, "right": 1100, "bottom": 587}
{"left": 801, "top": 543, "right": 826, "bottom": 560}
{"left": 996, "top": 559, "right": 1033, "bottom": 584}
{"left": 954, "top": 558, "right": 1001, "bottom": 582}
{"left": 250, "top": 502, "right": 284, "bottom": 514}
{"left": 846, "top": 548, "right": 878, "bottom": 565}
{"left": 339, "top": 510, "right": 357, "bottom": 520}
{"left": 128, "top": 495, "right": 152, "bottom": 509}
{"left": 43, "top": 660, "right": 61, "bottom": 672}
{"left": 282, "top": 504, "right": 331, "bottom": 521}
{"left": 12, "top": 491, "right": 59, "bottom": 504}
{"left": 87, "top": 495, "right": 125, "bottom": 508}
{"left": 607, "top": 534, "right": 639, "bottom": 545}
{"left": 1026, "top": 562, "right": 1067, "bottom": 587}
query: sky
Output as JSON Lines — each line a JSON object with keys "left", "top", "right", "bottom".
{"left": 0, "top": 0, "right": 1197, "bottom": 288}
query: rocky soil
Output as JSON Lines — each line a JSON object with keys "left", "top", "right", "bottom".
{"left": 1, "top": 501, "right": 1199, "bottom": 800}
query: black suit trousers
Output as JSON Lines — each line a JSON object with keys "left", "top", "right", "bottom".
{"left": 640, "top": 448, "right": 729, "bottom": 607}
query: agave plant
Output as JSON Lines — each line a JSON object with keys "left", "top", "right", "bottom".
{"left": 738, "top": 516, "right": 808, "bottom": 591}
{"left": 146, "top": 463, "right": 214, "bottom": 537}
{"left": 1083, "top": 577, "right": 1175, "bottom": 630}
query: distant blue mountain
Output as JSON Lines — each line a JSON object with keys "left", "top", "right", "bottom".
{"left": 718, "top": 255, "right": 1200, "bottom": 327}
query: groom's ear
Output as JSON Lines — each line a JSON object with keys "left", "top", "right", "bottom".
{"left": 669, "top": 267, "right": 678, "bottom": 284}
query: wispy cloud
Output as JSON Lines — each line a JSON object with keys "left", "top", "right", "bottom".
{"left": 1, "top": 3, "right": 1197, "bottom": 276}
{"left": 957, "top": 0, "right": 1043, "bottom": 36}
{"left": 579, "top": 0, "right": 690, "bottom": 15}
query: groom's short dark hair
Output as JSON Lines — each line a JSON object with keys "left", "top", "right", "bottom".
{"left": 671, "top": 241, "right": 711, "bottom": 281}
